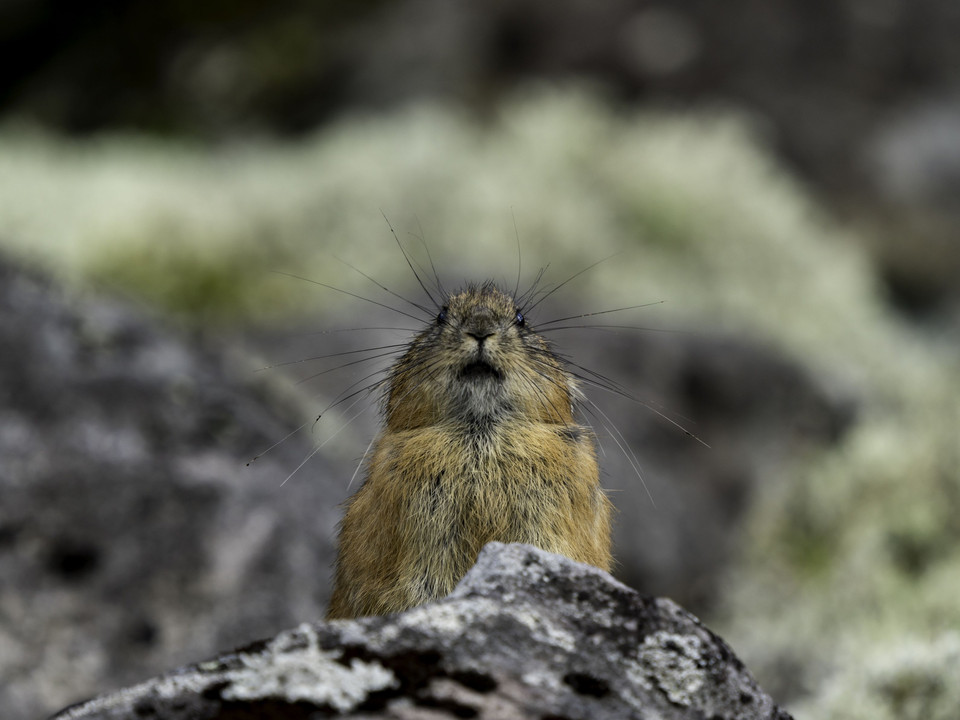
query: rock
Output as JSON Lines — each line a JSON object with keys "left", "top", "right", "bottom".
{"left": 861, "top": 92, "right": 960, "bottom": 316}
{"left": 558, "top": 326, "right": 853, "bottom": 611}
{"left": 0, "top": 256, "right": 345, "bottom": 720}
{"left": 52, "top": 543, "right": 793, "bottom": 720}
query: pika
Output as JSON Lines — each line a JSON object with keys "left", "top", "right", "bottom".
{"left": 326, "top": 281, "right": 613, "bottom": 619}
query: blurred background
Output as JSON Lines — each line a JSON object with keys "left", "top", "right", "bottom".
{"left": 1, "top": 2, "right": 959, "bottom": 719}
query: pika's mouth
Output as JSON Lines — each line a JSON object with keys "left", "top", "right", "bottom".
{"left": 458, "top": 359, "right": 504, "bottom": 382}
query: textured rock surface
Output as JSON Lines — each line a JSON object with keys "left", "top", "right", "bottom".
{"left": 0, "top": 257, "right": 345, "bottom": 720}
{"left": 53, "top": 543, "right": 792, "bottom": 720}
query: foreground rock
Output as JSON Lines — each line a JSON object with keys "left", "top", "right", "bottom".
{"left": 54, "top": 544, "right": 792, "bottom": 720}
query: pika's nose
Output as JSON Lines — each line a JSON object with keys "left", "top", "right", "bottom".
{"left": 464, "top": 307, "right": 497, "bottom": 344}
{"left": 466, "top": 330, "right": 494, "bottom": 346}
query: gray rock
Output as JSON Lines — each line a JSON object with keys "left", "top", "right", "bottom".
{"left": 559, "top": 325, "right": 853, "bottom": 612}
{"left": 0, "top": 256, "right": 346, "bottom": 720}
{"left": 52, "top": 543, "right": 792, "bottom": 720}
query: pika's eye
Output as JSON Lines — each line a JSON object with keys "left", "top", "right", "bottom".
{"left": 437, "top": 308, "right": 448, "bottom": 325}
{"left": 515, "top": 311, "right": 525, "bottom": 326}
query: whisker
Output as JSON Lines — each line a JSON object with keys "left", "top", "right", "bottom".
{"left": 249, "top": 364, "right": 389, "bottom": 467}
{"left": 568, "top": 361, "right": 710, "bottom": 448}
{"left": 523, "top": 361, "right": 573, "bottom": 422}
{"left": 524, "top": 350, "right": 656, "bottom": 505}
{"left": 348, "top": 435, "right": 377, "bottom": 491}
{"left": 257, "top": 343, "right": 409, "bottom": 372}
{"left": 334, "top": 255, "right": 433, "bottom": 316}
{"left": 271, "top": 270, "right": 428, "bottom": 324}
{"left": 511, "top": 208, "right": 522, "bottom": 302}
{"left": 282, "top": 389, "right": 380, "bottom": 487}
{"left": 516, "top": 264, "right": 550, "bottom": 310}
{"left": 381, "top": 210, "right": 441, "bottom": 309}
{"left": 279, "top": 442, "right": 326, "bottom": 487}
{"left": 536, "top": 301, "right": 666, "bottom": 328}
{"left": 524, "top": 254, "right": 620, "bottom": 314}
{"left": 538, "top": 324, "right": 682, "bottom": 335}
{"left": 316, "top": 369, "right": 391, "bottom": 417}
{"left": 412, "top": 216, "right": 447, "bottom": 299}
{"left": 247, "top": 421, "right": 312, "bottom": 466}
{"left": 293, "top": 349, "right": 403, "bottom": 387}
{"left": 280, "top": 326, "right": 422, "bottom": 338}
{"left": 381, "top": 356, "right": 447, "bottom": 416}
{"left": 581, "top": 395, "right": 656, "bottom": 508}
{"left": 547, "top": 349, "right": 633, "bottom": 399}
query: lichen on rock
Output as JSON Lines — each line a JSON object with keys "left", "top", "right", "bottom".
{"left": 52, "top": 543, "right": 792, "bottom": 720}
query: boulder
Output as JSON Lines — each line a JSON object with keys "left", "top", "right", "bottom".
{"left": 0, "top": 256, "right": 344, "bottom": 720}
{"left": 53, "top": 543, "right": 792, "bottom": 720}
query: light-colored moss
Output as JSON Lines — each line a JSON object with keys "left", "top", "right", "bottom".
{"left": 1, "top": 86, "right": 957, "bottom": 718}
{"left": 792, "top": 633, "right": 960, "bottom": 720}
{"left": 0, "top": 92, "right": 877, "bottom": 348}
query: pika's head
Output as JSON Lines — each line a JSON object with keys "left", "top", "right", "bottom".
{"left": 385, "top": 282, "right": 577, "bottom": 430}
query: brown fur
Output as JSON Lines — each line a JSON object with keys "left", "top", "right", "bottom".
{"left": 327, "top": 282, "right": 612, "bottom": 619}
